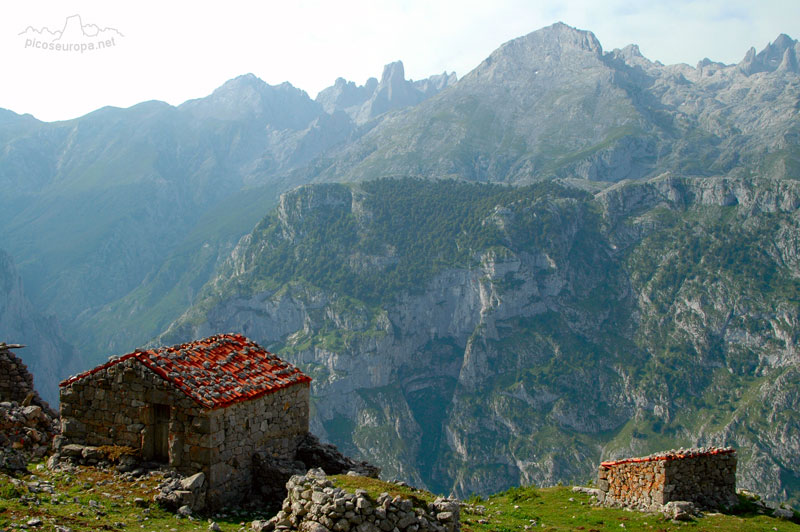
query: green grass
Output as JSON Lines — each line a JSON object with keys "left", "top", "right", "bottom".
{"left": 3, "top": 466, "right": 799, "bottom": 532}
{"left": 462, "top": 486, "right": 800, "bottom": 532}
{"left": 328, "top": 476, "right": 800, "bottom": 532}
{"left": 330, "top": 474, "right": 436, "bottom": 509}
{"left": 0, "top": 464, "right": 275, "bottom": 532}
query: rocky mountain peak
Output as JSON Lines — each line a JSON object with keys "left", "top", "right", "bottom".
{"left": 499, "top": 21, "right": 603, "bottom": 58}
{"left": 224, "top": 72, "right": 265, "bottom": 89}
{"left": 179, "top": 73, "right": 321, "bottom": 129}
{"left": 543, "top": 21, "right": 603, "bottom": 53}
{"left": 772, "top": 33, "right": 796, "bottom": 51}
{"left": 738, "top": 33, "right": 799, "bottom": 75}
{"left": 380, "top": 60, "right": 406, "bottom": 86}
{"left": 620, "top": 44, "right": 643, "bottom": 59}
{"left": 610, "top": 43, "right": 657, "bottom": 70}
{"left": 366, "top": 60, "right": 420, "bottom": 116}
{"left": 467, "top": 22, "right": 603, "bottom": 84}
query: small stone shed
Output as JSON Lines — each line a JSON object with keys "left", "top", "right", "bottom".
{"left": 58, "top": 334, "right": 311, "bottom": 508}
{"left": 597, "top": 447, "right": 737, "bottom": 511}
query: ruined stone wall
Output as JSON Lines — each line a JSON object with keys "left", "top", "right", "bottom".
{"left": 597, "top": 448, "right": 737, "bottom": 511}
{"left": 58, "top": 357, "right": 208, "bottom": 476}
{"left": 206, "top": 381, "right": 310, "bottom": 507}
{"left": 0, "top": 346, "right": 54, "bottom": 415}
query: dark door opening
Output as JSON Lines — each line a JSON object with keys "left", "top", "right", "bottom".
{"left": 153, "top": 404, "right": 170, "bottom": 463}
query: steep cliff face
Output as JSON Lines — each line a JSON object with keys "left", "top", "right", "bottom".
{"left": 159, "top": 177, "right": 800, "bottom": 503}
{"left": 0, "top": 250, "right": 80, "bottom": 405}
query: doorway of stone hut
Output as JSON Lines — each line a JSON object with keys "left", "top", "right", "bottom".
{"left": 153, "top": 404, "right": 170, "bottom": 463}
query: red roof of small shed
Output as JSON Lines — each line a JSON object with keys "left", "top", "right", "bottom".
{"left": 600, "top": 447, "right": 735, "bottom": 467}
{"left": 60, "top": 334, "right": 311, "bottom": 409}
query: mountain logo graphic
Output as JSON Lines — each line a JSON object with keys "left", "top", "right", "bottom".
{"left": 19, "top": 14, "right": 124, "bottom": 53}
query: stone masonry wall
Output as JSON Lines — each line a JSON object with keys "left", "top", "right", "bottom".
{"left": 598, "top": 459, "right": 666, "bottom": 509}
{"left": 205, "top": 382, "right": 310, "bottom": 507}
{"left": 255, "top": 469, "right": 460, "bottom": 532}
{"left": 0, "top": 345, "right": 55, "bottom": 415}
{"left": 58, "top": 357, "right": 205, "bottom": 475}
{"left": 597, "top": 447, "right": 737, "bottom": 511}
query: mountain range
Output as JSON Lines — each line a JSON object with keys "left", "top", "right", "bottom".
{"left": 1, "top": 22, "right": 798, "bottom": 503}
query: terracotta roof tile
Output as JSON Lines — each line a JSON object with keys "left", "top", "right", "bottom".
{"left": 60, "top": 334, "right": 311, "bottom": 409}
{"left": 600, "top": 447, "right": 735, "bottom": 467}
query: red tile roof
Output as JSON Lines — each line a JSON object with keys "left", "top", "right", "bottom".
{"left": 600, "top": 447, "right": 735, "bottom": 467}
{"left": 60, "top": 334, "right": 311, "bottom": 409}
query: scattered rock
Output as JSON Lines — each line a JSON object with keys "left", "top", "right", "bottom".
{"left": 251, "top": 520, "right": 274, "bottom": 532}
{"left": 663, "top": 501, "right": 697, "bottom": 521}
{"left": 156, "top": 473, "right": 207, "bottom": 513}
{"left": 181, "top": 472, "right": 206, "bottom": 491}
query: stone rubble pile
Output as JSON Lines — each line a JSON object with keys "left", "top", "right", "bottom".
{"left": 253, "top": 468, "right": 460, "bottom": 532}
{"left": 0, "top": 402, "right": 59, "bottom": 473}
{"left": 50, "top": 442, "right": 155, "bottom": 477}
{"left": 155, "top": 471, "right": 208, "bottom": 513}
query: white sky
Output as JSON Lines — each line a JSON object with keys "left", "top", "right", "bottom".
{"left": 1, "top": 0, "right": 797, "bottom": 122}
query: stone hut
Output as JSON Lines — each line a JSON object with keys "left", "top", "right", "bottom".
{"left": 597, "top": 447, "right": 738, "bottom": 511}
{"left": 57, "top": 333, "right": 311, "bottom": 508}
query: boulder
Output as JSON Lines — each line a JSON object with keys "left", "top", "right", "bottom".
{"left": 663, "top": 501, "right": 697, "bottom": 521}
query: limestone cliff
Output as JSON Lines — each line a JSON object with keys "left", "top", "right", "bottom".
{"left": 0, "top": 250, "right": 80, "bottom": 406}
{"left": 158, "top": 177, "right": 800, "bottom": 504}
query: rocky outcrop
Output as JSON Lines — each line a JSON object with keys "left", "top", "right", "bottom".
{"left": 255, "top": 468, "right": 459, "bottom": 532}
{"left": 738, "top": 34, "right": 800, "bottom": 75}
{"left": 316, "top": 61, "right": 457, "bottom": 124}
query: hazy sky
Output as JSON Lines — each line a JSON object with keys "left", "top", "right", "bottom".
{"left": 2, "top": 0, "right": 797, "bottom": 121}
